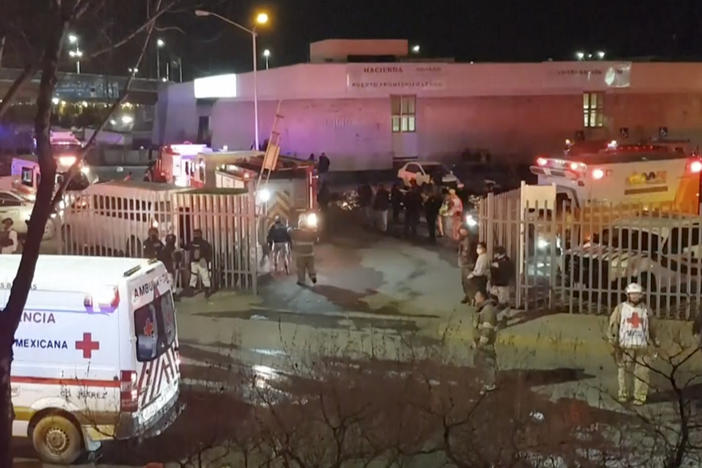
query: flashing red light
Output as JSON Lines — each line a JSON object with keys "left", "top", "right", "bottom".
{"left": 536, "top": 157, "right": 548, "bottom": 167}
{"left": 592, "top": 168, "right": 605, "bottom": 180}
{"left": 691, "top": 160, "right": 702, "bottom": 174}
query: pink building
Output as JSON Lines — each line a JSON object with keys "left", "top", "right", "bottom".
{"left": 154, "top": 40, "right": 702, "bottom": 171}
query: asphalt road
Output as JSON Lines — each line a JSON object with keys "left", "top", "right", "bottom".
{"left": 13, "top": 215, "right": 702, "bottom": 466}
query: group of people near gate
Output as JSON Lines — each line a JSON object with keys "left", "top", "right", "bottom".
{"left": 459, "top": 229, "right": 659, "bottom": 404}
{"left": 142, "top": 227, "right": 213, "bottom": 299}
{"left": 357, "top": 180, "right": 465, "bottom": 241}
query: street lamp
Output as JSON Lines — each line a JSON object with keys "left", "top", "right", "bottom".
{"left": 411, "top": 44, "right": 420, "bottom": 54}
{"left": 156, "top": 38, "right": 166, "bottom": 80}
{"left": 195, "top": 9, "right": 270, "bottom": 151}
{"left": 575, "top": 51, "right": 585, "bottom": 61}
{"left": 263, "top": 49, "right": 271, "bottom": 70}
{"left": 68, "top": 33, "right": 82, "bottom": 73}
{"left": 597, "top": 50, "right": 606, "bottom": 60}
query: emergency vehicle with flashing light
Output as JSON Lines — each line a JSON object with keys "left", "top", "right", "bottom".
{"left": 530, "top": 140, "right": 702, "bottom": 214}
{"left": 149, "top": 143, "right": 212, "bottom": 186}
{"left": 7, "top": 255, "right": 181, "bottom": 464}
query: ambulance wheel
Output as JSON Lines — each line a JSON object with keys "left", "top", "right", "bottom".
{"left": 32, "top": 414, "right": 84, "bottom": 464}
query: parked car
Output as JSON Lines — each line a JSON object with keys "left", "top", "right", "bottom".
{"left": 565, "top": 216, "right": 702, "bottom": 294}
{"left": 0, "top": 189, "right": 55, "bottom": 239}
{"left": 397, "top": 162, "right": 462, "bottom": 188}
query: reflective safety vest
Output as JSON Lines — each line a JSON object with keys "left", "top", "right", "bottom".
{"left": 618, "top": 302, "right": 650, "bottom": 348}
{"left": 290, "top": 229, "right": 315, "bottom": 257}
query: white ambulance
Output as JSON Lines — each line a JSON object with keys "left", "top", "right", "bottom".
{"left": 529, "top": 141, "right": 702, "bottom": 214}
{"left": 6, "top": 255, "right": 181, "bottom": 464}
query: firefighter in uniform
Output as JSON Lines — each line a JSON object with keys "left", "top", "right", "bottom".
{"left": 608, "top": 283, "right": 659, "bottom": 405}
{"left": 291, "top": 216, "right": 317, "bottom": 286}
{"left": 186, "top": 228, "right": 213, "bottom": 297}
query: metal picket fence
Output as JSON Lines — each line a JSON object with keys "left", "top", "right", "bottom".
{"left": 479, "top": 185, "right": 702, "bottom": 319}
{"left": 59, "top": 186, "right": 258, "bottom": 292}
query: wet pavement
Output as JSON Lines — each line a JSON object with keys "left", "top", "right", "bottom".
{"left": 13, "top": 215, "right": 702, "bottom": 466}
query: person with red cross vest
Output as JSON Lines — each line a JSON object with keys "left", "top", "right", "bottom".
{"left": 608, "top": 282, "right": 659, "bottom": 405}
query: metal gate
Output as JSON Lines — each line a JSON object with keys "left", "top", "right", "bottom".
{"left": 60, "top": 188, "right": 258, "bottom": 292}
{"left": 479, "top": 184, "right": 702, "bottom": 319}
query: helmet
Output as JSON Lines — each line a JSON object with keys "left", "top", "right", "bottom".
{"left": 625, "top": 283, "right": 643, "bottom": 294}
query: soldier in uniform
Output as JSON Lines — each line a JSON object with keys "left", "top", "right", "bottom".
{"left": 608, "top": 283, "right": 659, "bottom": 405}
{"left": 291, "top": 216, "right": 317, "bottom": 286}
{"left": 186, "top": 228, "right": 213, "bottom": 297}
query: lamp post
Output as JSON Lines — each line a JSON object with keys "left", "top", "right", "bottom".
{"left": 156, "top": 38, "right": 165, "bottom": 80}
{"left": 263, "top": 49, "right": 271, "bottom": 70}
{"left": 195, "top": 9, "right": 269, "bottom": 151}
{"left": 68, "top": 34, "right": 82, "bottom": 73}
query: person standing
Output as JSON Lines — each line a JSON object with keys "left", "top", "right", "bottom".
{"left": 473, "top": 289, "right": 498, "bottom": 393}
{"left": 490, "top": 246, "right": 514, "bottom": 310}
{"left": 373, "top": 184, "right": 390, "bottom": 232}
{"left": 143, "top": 227, "right": 164, "bottom": 260}
{"left": 186, "top": 228, "right": 212, "bottom": 298}
{"left": 403, "top": 181, "right": 422, "bottom": 238}
{"left": 291, "top": 218, "right": 317, "bottom": 286}
{"left": 0, "top": 218, "right": 18, "bottom": 254}
{"left": 357, "top": 182, "right": 374, "bottom": 227}
{"left": 424, "top": 185, "right": 442, "bottom": 243}
{"left": 391, "top": 183, "right": 403, "bottom": 225}
{"left": 318, "top": 152, "right": 330, "bottom": 174}
{"left": 448, "top": 189, "right": 464, "bottom": 240}
{"left": 267, "top": 216, "right": 292, "bottom": 273}
{"left": 608, "top": 283, "right": 658, "bottom": 405}
{"left": 162, "top": 233, "right": 180, "bottom": 296}
{"left": 467, "top": 242, "right": 489, "bottom": 304}
{"left": 458, "top": 226, "right": 476, "bottom": 303}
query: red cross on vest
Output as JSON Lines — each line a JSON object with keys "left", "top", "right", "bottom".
{"left": 75, "top": 333, "right": 100, "bottom": 359}
{"left": 626, "top": 311, "right": 642, "bottom": 329}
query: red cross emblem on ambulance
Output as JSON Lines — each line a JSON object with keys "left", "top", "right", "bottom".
{"left": 75, "top": 333, "right": 100, "bottom": 359}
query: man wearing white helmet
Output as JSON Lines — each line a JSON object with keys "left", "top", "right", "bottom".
{"left": 608, "top": 282, "right": 659, "bottom": 405}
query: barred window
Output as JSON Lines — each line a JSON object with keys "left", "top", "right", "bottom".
{"left": 391, "top": 95, "right": 416, "bottom": 133}
{"left": 583, "top": 92, "right": 604, "bottom": 128}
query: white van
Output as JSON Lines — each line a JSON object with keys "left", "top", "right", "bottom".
{"left": 6, "top": 255, "right": 181, "bottom": 464}
{"left": 61, "top": 181, "right": 191, "bottom": 257}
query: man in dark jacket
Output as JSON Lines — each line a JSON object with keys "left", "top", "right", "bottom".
{"left": 186, "top": 228, "right": 213, "bottom": 297}
{"left": 473, "top": 289, "right": 498, "bottom": 393}
{"left": 490, "top": 246, "right": 514, "bottom": 309}
{"left": 403, "top": 181, "right": 422, "bottom": 238}
{"left": 373, "top": 184, "right": 390, "bottom": 232}
{"left": 391, "top": 183, "right": 403, "bottom": 224}
{"left": 318, "top": 152, "right": 330, "bottom": 173}
{"left": 424, "top": 185, "right": 442, "bottom": 243}
{"left": 358, "top": 183, "right": 373, "bottom": 226}
{"left": 267, "top": 217, "right": 292, "bottom": 273}
{"left": 143, "top": 227, "right": 164, "bottom": 260}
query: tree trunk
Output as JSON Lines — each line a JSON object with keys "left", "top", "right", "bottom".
{"left": 0, "top": 14, "right": 64, "bottom": 467}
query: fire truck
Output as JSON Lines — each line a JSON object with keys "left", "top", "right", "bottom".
{"left": 529, "top": 140, "right": 702, "bottom": 214}
{"left": 151, "top": 143, "right": 317, "bottom": 227}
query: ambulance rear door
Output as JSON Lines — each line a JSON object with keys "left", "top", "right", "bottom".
{"left": 125, "top": 264, "right": 179, "bottom": 428}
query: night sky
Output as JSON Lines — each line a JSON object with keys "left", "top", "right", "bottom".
{"left": 7, "top": 0, "right": 701, "bottom": 80}
{"left": 172, "top": 0, "right": 702, "bottom": 79}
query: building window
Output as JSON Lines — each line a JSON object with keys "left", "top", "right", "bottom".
{"left": 583, "top": 92, "right": 604, "bottom": 128}
{"left": 391, "top": 95, "right": 416, "bottom": 133}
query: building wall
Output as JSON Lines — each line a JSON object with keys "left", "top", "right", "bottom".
{"left": 211, "top": 98, "right": 393, "bottom": 171}
{"left": 209, "top": 92, "right": 702, "bottom": 170}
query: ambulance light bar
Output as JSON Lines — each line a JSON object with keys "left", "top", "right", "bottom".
{"left": 123, "top": 265, "right": 141, "bottom": 277}
{"left": 167, "top": 143, "right": 209, "bottom": 156}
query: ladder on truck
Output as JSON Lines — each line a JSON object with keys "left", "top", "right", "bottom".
{"left": 257, "top": 100, "right": 283, "bottom": 189}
